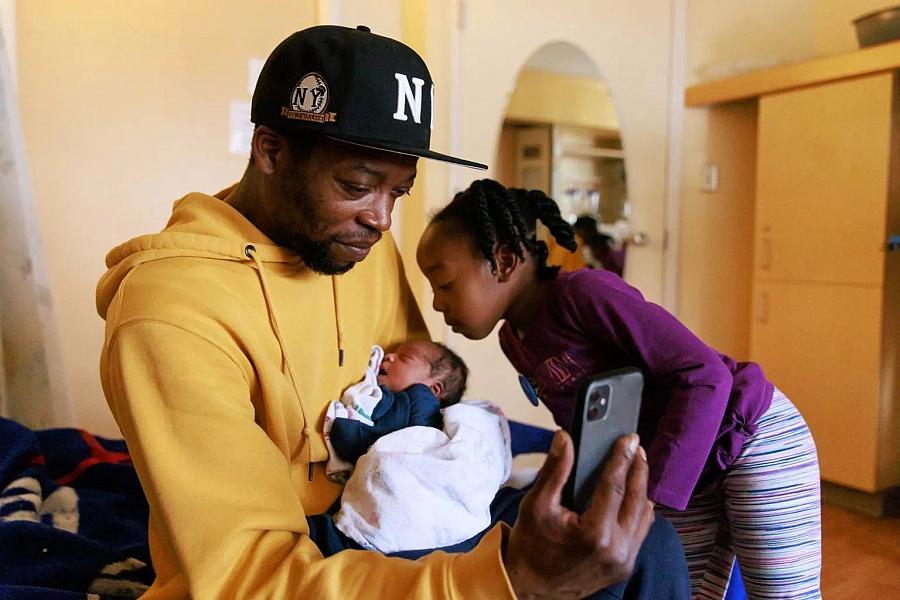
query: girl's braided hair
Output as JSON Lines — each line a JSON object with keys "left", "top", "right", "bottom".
{"left": 430, "top": 179, "right": 577, "bottom": 280}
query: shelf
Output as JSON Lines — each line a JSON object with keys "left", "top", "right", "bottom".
{"left": 557, "top": 145, "right": 625, "bottom": 160}
{"left": 685, "top": 39, "right": 900, "bottom": 106}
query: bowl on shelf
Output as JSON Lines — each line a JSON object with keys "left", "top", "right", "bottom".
{"left": 853, "top": 5, "right": 900, "bottom": 47}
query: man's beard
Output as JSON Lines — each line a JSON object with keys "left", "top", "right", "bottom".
{"left": 290, "top": 235, "right": 354, "bottom": 275}
{"left": 270, "top": 167, "right": 355, "bottom": 276}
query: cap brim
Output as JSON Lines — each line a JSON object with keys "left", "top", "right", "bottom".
{"left": 326, "top": 135, "right": 488, "bottom": 170}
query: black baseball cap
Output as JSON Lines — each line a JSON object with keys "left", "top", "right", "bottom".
{"left": 251, "top": 25, "right": 488, "bottom": 170}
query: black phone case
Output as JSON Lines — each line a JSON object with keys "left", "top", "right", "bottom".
{"left": 562, "top": 367, "right": 643, "bottom": 513}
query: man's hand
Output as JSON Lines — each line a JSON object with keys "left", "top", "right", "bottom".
{"left": 504, "top": 431, "right": 654, "bottom": 599}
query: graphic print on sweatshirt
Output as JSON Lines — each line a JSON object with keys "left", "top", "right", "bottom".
{"left": 531, "top": 351, "right": 590, "bottom": 412}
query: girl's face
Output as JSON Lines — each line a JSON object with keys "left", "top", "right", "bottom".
{"left": 416, "top": 224, "right": 512, "bottom": 340}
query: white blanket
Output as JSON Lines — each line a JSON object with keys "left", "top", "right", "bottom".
{"left": 323, "top": 346, "right": 385, "bottom": 484}
{"left": 334, "top": 400, "right": 512, "bottom": 553}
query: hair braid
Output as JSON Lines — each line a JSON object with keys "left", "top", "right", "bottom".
{"left": 502, "top": 189, "right": 533, "bottom": 248}
{"left": 430, "top": 179, "right": 574, "bottom": 280}
{"left": 471, "top": 182, "right": 500, "bottom": 271}
{"left": 529, "top": 190, "right": 578, "bottom": 252}
{"left": 488, "top": 188, "right": 526, "bottom": 263}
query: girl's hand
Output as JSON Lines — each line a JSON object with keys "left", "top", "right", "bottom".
{"left": 504, "top": 431, "right": 654, "bottom": 599}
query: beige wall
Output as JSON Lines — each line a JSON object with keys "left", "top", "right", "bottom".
{"left": 815, "top": 0, "right": 887, "bottom": 55}
{"left": 15, "top": 0, "right": 894, "bottom": 433}
{"left": 17, "top": 1, "right": 317, "bottom": 435}
{"left": 677, "top": 0, "right": 889, "bottom": 359}
{"left": 505, "top": 68, "right": 619, "bottom": 130}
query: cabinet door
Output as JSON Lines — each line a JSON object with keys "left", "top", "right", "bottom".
{"left": 750, "top": 281, "right": 883, "bottom": 491}
{"left": 515, "top": 126, "right": 552, "bottom": 195}
{"left": 755, "top": 74, "right": 892, "bottom": 285}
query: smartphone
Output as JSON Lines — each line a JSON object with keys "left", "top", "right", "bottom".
{"left": 562, "top": 367, "right": 643, "bottom": 513}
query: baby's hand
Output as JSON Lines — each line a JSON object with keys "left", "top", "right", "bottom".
{"left": 339, "top": 381, "right": 382, "bottom": 425}
{"left": 363, "top": 345, "right": 386, "bottom": 385}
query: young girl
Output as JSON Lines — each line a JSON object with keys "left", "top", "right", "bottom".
{"left": 416, "top": 179, "right": 821, "bottom": 600}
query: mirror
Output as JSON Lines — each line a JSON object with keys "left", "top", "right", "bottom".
{"left": 495, "top": 42, "right": 630, "bottom": 276}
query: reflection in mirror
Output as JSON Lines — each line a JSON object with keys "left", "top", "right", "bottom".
{"left": 495, "top": 42, "right": 630, "bottom": 276}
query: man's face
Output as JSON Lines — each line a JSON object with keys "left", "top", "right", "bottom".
{"left": 267, "top": 138, "right": 418, "bottom": 274}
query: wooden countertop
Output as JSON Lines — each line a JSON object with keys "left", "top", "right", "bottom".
{"left": 685, "top": 39, "right": 900, "bottom": 106}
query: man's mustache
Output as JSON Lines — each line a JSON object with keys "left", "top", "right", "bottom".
{"left": 335, "top": 230, "right": 382, "bottom": 247}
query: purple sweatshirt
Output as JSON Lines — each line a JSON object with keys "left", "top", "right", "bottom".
{"left": 498, "top": 269, "right": 773, "bottom": 510}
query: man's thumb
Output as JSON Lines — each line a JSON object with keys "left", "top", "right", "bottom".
{"left": 532, "top": 430, "right": 574, "bottom": 504}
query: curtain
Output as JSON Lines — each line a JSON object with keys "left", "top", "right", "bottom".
{"left": 0, "top": 20, "right": 72, "bottom": 428}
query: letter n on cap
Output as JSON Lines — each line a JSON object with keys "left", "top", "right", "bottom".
{"left": 393, "top": 73, "right": 425, "bottom": 124}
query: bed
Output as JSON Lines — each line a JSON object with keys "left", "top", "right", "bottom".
{"left": 0, "top": 417, "right": 745, "bottom": 599}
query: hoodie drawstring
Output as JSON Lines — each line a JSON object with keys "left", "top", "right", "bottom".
{"left": 331, "top": 276, "right": 345, "bottom": 367}
{"left": 244, "top": 244, "right": 317, "bottom": 480}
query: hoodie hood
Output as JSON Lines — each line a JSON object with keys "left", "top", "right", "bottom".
{"left": 97, "top": 189, "right": 348, "bottom": 474}
{"left": 97, "top": 190, "right": 300, "bottom": 319}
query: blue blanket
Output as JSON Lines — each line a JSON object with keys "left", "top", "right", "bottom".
{"left": 0, "top": 418, "right": 153, "bottom": 599}
{"left": 0, "top": 419, "right": 557, "bottom": 598}
{"left": 0, "top": 417, "right": 745, "bottom": 599}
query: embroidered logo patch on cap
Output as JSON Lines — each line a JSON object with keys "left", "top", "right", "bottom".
{"left": 281, "top": 72, "right": 336, "bottom": 123}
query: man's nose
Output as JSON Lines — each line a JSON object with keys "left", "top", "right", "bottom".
{"left": 358, "top": 192, "right": 394, "bottom": 232}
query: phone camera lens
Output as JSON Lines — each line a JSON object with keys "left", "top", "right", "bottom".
{"left": 587, "top": 386, "right": 611, "bottom": 421}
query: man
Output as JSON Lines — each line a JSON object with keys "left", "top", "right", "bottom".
{"left": 97, "top": 25, "right": 687, "bottom": 598}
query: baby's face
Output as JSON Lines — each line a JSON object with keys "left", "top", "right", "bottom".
{"left": 377, "top": 341, "right": 440, "bottom": 392}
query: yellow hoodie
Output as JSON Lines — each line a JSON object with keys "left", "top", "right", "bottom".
{"left": 96, "top": 190, "right": 516, "bottom": 599}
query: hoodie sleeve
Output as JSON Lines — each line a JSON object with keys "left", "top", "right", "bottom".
{"left": 103, "top": 320, "right": 516, "bottom": 600}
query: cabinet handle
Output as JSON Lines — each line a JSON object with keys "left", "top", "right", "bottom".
{"left": 756, "top": 292, "right": 769, "bottom": 323}
{"left": 887, "top": 235, "right": 900, "bottom": 251}
{"left": 760, "top": 238, "right": 772, "bottom": 270}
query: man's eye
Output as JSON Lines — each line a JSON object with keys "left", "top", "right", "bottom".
{"left": 393, "top": 188, "right": 411, "bottom": 198}
{"left": 339, "top": 182, "right": 371, "bottom": 196}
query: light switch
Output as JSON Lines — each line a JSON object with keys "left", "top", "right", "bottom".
{"left": 248, "top": 59, "right": 265, "bottom": 95}
{"left": 229, "top": 100, "right": 252, "bottom": 155}
{"left": 702, "top": 162, "right": 719, "bottom": 193}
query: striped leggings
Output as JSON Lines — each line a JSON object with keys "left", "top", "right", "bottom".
{"left": 656, "top": 389, "right": 822, "bottom": 599}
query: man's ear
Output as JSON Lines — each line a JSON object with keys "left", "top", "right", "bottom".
{"left": 429, "top": 379, "right": 444, "bottom": 400}
{"left": 494, "top": 243, "right": 521, "bottom": 282}
{"left": 250, "top": 126, "right": 286, "bottom": 175}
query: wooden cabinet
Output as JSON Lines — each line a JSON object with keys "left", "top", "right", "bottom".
{"left": 750, "top": 73, "right": 900, "bottom": 493}
{"left": 751, "top": 281, "right": 885, "bottom": 490}
{"left": 754, "top": 75, "right": 892, "bottom": 286}
{"left": 686, "top": 42, "right": 900, "bottom": 508}
{"left": 513, "top": 125, "right": 552, "bottom": 194}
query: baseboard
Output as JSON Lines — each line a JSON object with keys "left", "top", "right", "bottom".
{"left": 821, "top": 481, "right": 900, "bottom": 517}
